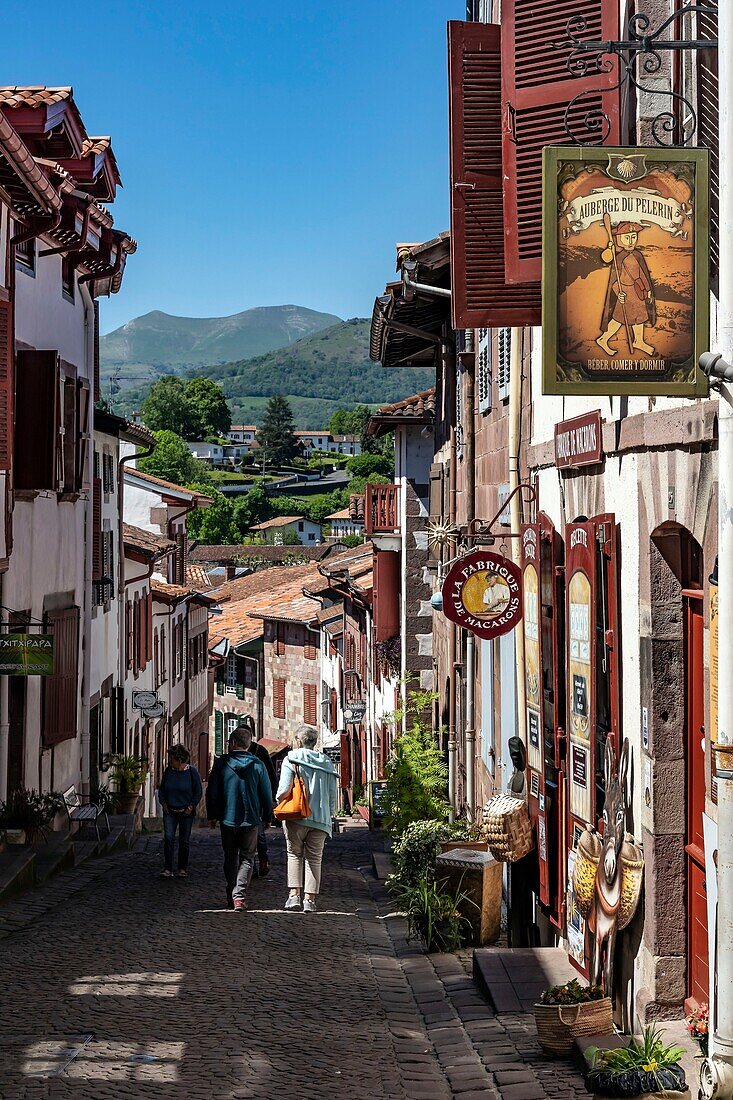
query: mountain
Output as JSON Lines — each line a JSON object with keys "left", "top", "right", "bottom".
{"left": 199, "top": 318, "right": 434, "bottom": 425}
{"left": 101, "top": 304, "right": 342, "bottom": 394}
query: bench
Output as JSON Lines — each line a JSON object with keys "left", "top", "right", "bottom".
{"left": 62, "top": 788, "right": 110, "bottom": 842}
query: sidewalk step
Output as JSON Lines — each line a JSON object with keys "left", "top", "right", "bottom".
{"left": 372, "top": 851, "right": 393, "bottom": 881}
{"left": 71, "top": 840, "right": 102, "bottom": 867}
{"left": 103, "top": 826, "right": 128, "bottom": 854}
{"left": 0, "top": 847, "right": 36, "bottom": 901}
{"left": 473, "top": 947, "right": 578, "bottom": 1014}
{"left": 33, "top": 841, "right": 75, "bottom": 884}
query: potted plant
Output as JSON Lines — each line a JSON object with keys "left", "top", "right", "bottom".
{"left": 109, "top": 755, "right": 147, "bottom": 814}
{"left": 587, "top": 1026, "right": 687, "bottom": 1097}
{"left": 396, "top": 877, "right": 476, "bottom": 953}
{"left": 0, "top": 788, "right": 64, "bottom": 844}
{"left": 685, "top": 1002, "right": 709, "bottom": 1058}
{"left": 535, "top": 978, "right": 613, "bottom": 1058}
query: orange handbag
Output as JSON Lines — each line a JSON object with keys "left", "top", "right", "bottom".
{"left": 274, "top": 762, "right": 311, "bottom": 821}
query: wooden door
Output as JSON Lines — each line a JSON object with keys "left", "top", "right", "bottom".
{"left": 685, "top": 596, "right": 709, "bottom": 1004}
{"left": 6, "top": 677, "right": 26, "bottom": 794}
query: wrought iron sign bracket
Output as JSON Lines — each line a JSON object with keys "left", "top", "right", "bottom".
{"left": 554, "top": 5, "right": 717, "bottom": 147}
{"left": 463, "top": 482, "right": 537, "bottom": 546}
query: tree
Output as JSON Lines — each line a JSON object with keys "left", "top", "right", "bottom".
{"left": 233, "top": 480, "right": 271, "bottom": 534}
{"left": 185, "top": 378, "right": 231, "bottom": 438}
{"left": 348, "top": 472, "right": 391, "bottom": 497}
{"left": 139, "top": 430, "right": 205, "bottom": 486}
{"left": 258, "top": 395, "right": 298, "bottom": 467}
{"left": 346, "top": 452, "right": 394, "bottom": 480}
{"left": 140, "top": 377, "right": 201, "bottom": 438}
{"left": 186, "top": 486, "right": 239, "bottom": 545}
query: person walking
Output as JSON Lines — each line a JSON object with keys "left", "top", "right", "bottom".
{"left": 158, "top": 744, "right": 203, "bottom": 879}
{"left": 276, "top": 725, "right": 338, "bottom": 913}
{"left": 206, "top": 724, "right": 273, "bottom": 912}
{"left": 240, "top": 715, "right": 277, "bottom": 876}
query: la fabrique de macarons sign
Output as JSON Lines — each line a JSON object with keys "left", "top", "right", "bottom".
{"left": 440, "top": 549, "right": 523, "bottom": 641}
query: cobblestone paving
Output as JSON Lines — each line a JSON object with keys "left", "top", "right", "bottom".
{"left": 0, "top": 827, "right": 588, "bottom": 1099}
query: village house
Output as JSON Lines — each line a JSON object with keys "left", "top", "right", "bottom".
{"left": 294, "top": 430, "right": 362, "bottom": 457}
{"left": 249, "top": 515, "right": 322, "bottom": 546}
{"left": 0, "top": 87, "right": 135, "bottom": 803}
{"left": 324, "top": 507, "right": 363, "bottom": 540}
{"left": 226, "top": 425, "right": 258, "bottom": 448}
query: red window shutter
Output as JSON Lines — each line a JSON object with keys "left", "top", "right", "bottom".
{"left": 15, "top": 350, "right": 59, "bottom": 491}
{"left": 174, "top": 529, "right": 186, "bottom": 584}
{"left": 448, "top": 21, "right": 541, "bottom": 328}
{"left": 273, "top": 676, "right": 286, "bottom": 719}
{"left": 303, "top": 683, "right": 318, "bottom": 726}
{"left": 43, "top": 606, "right": 80, "bottom": 746}
{"left": 76, "top": 379, "right": 91, "bottom": 491}
{"left": 0, "top": 297, "right": 13, "bottom": 470}
{"left": 93, "top": 299, "right": 101, "bottom": 403}
{"left": 92, "top": 476, "right": 103, "bottom": 581}
{"left": 304, "top": 631, "right": 317, "bottom": 660}
{"left": 373, "top": 549, "right": 400, "bottom": 642}
{"left": 146, "top": 592, "right": 153, "bottom": 664}
{"left": 501, "top": 0, "right": 621, "bottom": 283}
{"left": 698, "top": 3, "right": 719, "bottom": 294}
{"left": 126, "top": 600, "right": 133, "bottom": 670}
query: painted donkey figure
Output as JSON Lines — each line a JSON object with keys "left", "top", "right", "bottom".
{"left": 591, "top": 737, "right": 629, "bottom": 993}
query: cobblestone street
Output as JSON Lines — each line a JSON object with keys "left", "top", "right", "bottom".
{"left": 0, "top": 827, "right": 588, "bottom": 1099}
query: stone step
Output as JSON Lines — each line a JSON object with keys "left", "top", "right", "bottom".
{"left": 0, "top": 846, "right": 36, "bottom": 901}
{"left": 33, "top": 834, "right": 75, "bottom": 884}
{"left": 71, "top": 840, "right": 103, "bottom": 867}
{"left": 372, "top": 851, "right": 393, "bottom": 881}
{"left": 103, "top": 826, "right": 128, "bottom": 854}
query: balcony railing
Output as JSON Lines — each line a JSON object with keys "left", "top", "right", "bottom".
{"left": 365, "top": 483, "right": 399, "bottom": 536}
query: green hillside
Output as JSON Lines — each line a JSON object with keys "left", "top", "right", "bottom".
{"left": 101, "top": 304, "right": 341, "bottom": 395}
{"left": 202, "top": 318, "right": 434, "bottom": 418}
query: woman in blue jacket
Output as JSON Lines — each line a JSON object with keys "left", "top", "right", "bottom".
{"left": 276, "top": 725, "right": 338, "bottom": 913}
{"left": 158, "top": 744, "right": 203, "bottom": 878}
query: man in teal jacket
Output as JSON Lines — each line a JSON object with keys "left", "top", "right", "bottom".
{"left": 206, "top": 725, "right": 273, "bottom": 911}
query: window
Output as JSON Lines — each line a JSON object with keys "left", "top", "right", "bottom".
{"left": 226, "top": 714, "right": 240, "bottom": 738}
{"left": 273, "top": 676, "right": 286, "bottom": 719}
{"left": 303, "top": 683, "right": 318, "bottom": 726}
{"left": 304, "top": 631, "right": 317, "bottom": 661}
{"left": 274, "top": 623, "right": 286, "bottom": 656}
{"left": 42, "top": 607, "right": 80, "bottom": 745}
{"left": 62, "top": 375, "right": 77, "bottom": 493}
{"left": 455, "top": 368, "right": 464, "bottom": 460}
{"left": 497, "top": 328, "right": 512, "bottom": 402}
{"left": 478, "top": 330, "right": 492, "bottom": 414}
{"left": 61, "top": 257, "right": 74, "bottom": 301}
{"left": 15, "top": 231, "right": 35, "bottom": 276}
{"left": 298, "top": 521, "right": 304, "bottom": 532}
{"left": 160, "top": 625, "right": 167, "bottom": 682}
{"left": 225, "top": 650, "right": 238, "bottom": 694}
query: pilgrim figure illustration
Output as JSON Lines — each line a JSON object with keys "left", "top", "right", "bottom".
{"left": 596, "top": 216, "right": 657, "bottom": 357}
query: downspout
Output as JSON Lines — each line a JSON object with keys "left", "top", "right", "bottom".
{"left": 462, "top": 331, "right": 477, "bottom": 822}
{"left": 80, "top": 287, "right": 94, "bottom": 798}
{"left": 700, "top": 2, "right": 733, "bottom": 1094}
{"left": 508, "top": 328, "right": 527, "bottom": 750}
{"left": 446, "top": 336, "right": 458, "bottom": 820}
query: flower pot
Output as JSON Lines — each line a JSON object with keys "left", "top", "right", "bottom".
{"left": 116, "top": 792, "right": 139, "bottom": 814}
{"left": 589, "top": 1062, "right": 687, "bottom": 1097}
{"left": 535, "top": 997, "right": 614, "bottom": 1058}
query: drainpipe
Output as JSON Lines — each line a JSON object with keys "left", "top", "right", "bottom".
{"left": 462, "top": 331, "right": 477, "bottom": 822}
{"left": 700, "top": 3, "right": 733, "bottom": 1094}
{"left": 508, "top": 328, "right": 527, "bottom": 750}
{"left": 446, "top": 338, "right": 458, "bottom": 820}
{"left": 80, "top": 289, "right": 94, "bottom": 798}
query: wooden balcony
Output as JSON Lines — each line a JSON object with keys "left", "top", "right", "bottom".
{"left": 365, "top": 483, "right": 399, "bottom": 536}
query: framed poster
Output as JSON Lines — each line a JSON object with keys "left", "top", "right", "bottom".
{"left": 543, "top": 146, "right": 709, "bottom": 396}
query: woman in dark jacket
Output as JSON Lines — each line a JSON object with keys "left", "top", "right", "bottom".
{"left": 158, "top": 744, "right": 203, "bottom": 878}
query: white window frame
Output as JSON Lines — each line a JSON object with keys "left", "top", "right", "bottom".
{"left": 225, "top": 650, "right": 238, "bottom": 694}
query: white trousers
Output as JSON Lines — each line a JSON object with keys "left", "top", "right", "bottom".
{"left": 284, "top": 821, "right": 327, "bottom": 894}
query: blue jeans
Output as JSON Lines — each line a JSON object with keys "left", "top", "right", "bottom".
{"left": 163, "top": 812, "right": 194, "bottom": 872}
{"left": 220, "top": 824, "right": 258, "bottom": 902}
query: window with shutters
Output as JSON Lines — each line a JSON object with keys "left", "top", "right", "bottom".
{"left": 76, "top": 380, "right": 90, "bottom": 492}
{"left": 0, "top": 297, "right": 13, "bottom": 472}
{"left": 478, "top": 330, "right": 492, "bottom": 414}
{"left": 42, "top": 606, "right": 80, "bottom": 746}
{"left": 173, "top": 528, "right": 186, "bottom": 585}
{"left": 303, "top": 683, "right": 318, "bottom": 726}
{"left": 160, "top": 625, "right": 167, "bottom": 683}
{"left": 225, "top": 650, "right": 238, "bottom": 694}
{"left": 61, "top": 257, "right": 74, "bottom": 302}
{"left": 226, "top": 713, "right": 240, "bottom": 738}
{"left": 273, "top": 676, "right": 286, "bottom": 719}
{"left": 501, "top": 0, "right": 621, "bottom": 284}
{"left": 497, "top": 328, "right": 511, "bottom": 402}
{"left": 14, "top": 230, "right": 35, "bottom": 275}
{"left": 92, "top": 476, "right": 103, "bottom": 587}
{"left": 214, "top": 710, "right": 224, "bottom": 756}
{"left": 448, "top": 21, "right": 541, "bottom": 327}
{"left": 274, "top": 622, "right": 286, "bottom": 656}
{"left": 154, "top": 629, "right": 160, "bottom": 688}
{"left": 15, "top": 350, "right": 60, "bottom": 492}
{"left": 455, "top": 368, "right": 464, "bottom": 460}
{"left": 126, "top": 600, "right": 133, "bottom": 670}
{"left": 61, "top": 375, "right": 77, "bottom": 494}
{"left": 93, "top": 300, "right": 101, "bottom": 403}
{"left": 304, "top": 631, "right": 317, "bottom": 660}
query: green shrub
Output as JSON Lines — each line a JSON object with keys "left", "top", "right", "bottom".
{"left": 389, "top": 820, "right": 470, "bottom": 891}
{"left": 382, "top": 688, "right": 450, "bottom": 837}
{"left": 396, "top": 878, "right": 476, "bottom": 953}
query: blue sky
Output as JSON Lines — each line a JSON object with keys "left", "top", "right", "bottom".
{"left": 11, "top": 1, "right": 460, "bottom": 332}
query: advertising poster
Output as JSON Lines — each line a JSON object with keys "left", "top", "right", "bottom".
{"left": 543, "top": 146, "right": 709, "bottom": 396}
{"left": 523, "top": 559, "right": 541, "bottom": 773}
{"left": 568, "top": 571, "right": 592, "bottom": 823}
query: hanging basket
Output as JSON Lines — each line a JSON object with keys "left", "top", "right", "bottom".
{"left": 481, "top": 793, "right": 533, "bottom": 863}
{"left": 534, "top": 997, "right": 614, "bottom": 1058}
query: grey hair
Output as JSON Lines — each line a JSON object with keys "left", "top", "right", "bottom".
{"left": 230, "top": 725, "right": 253, "bottom": 750}
{"left": 294, "top": 724, "right": 318, "bottom": 749}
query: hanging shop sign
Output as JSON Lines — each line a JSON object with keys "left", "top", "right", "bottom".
{"left": 0, "top": 633, "right": 54, "bottom": 676}
{"left": 554, "top": 411, "right": 603, "bottom": 470}
{"left": 542, "top": 146, "right": 709, "bottom": 397}
{"left": 441, "top": 549, "right": 522, "bottom": 641}
{"left": 343, "top": 701, "right": 366, "bottom": 725}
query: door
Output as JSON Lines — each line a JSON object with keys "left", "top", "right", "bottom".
{"left": 6, "top": 677, "right": 26, "bottom": 794}
{"left": 685, "top": 595, "right": 709, "bottom": 1004}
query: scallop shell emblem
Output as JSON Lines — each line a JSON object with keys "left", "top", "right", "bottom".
{"left": 617, "top": 158, "right": 637, "bottom": 180}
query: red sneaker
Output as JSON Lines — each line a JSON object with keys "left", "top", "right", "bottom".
{"left": 233, "top": 899, "right": 247, "bottom": 912}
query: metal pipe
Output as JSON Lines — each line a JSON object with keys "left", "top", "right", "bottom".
{"left": 508, "top": 328, "right": 527, "bottom": 749}
{"left": 700, "top": 2, "right": 733, "bottom": 1093}
{"left": 401, "top": 266, "right": 453, "bottom": 300}
{"left": 463, "top": 332, "right": 476, "bottom": 822}
{"left": 446, "top": 340, "right": 458, "bottom": 819}
{"left": 80, "top": 288, "right": 94, "bottom": 799}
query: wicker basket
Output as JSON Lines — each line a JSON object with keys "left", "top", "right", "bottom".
{"left": 481, "top": 794, "right": 533, "bottom": 863}
{"left": 534, "top": 996, "right": 614, "bottom": 1058}
{"left": 573, "top": 827, "right": 602, "bottom": 918}
{"left": 618, "top": 836, "right": 644, "bottom": 930}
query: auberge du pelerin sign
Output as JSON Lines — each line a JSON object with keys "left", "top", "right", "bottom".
{"left": 441, "top": 550, "right": 522, "bottom": 641}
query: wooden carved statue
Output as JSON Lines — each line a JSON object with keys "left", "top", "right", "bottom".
{"left": 572, "top": 737, "right": 644, "bottom": 995}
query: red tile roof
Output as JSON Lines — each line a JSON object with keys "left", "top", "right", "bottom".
{"left": 81, "top": 135, "right": 111, "bottom": 157}
{"left": 186, "top": 564, "right": 216, "bottom": 589}
{"left": 367, "top": 387, "right": 435, "bottom": 437}
{"left": 209, "top": 562, "right": 324, "bottom": 648}
{"left": 325, "top": 508, "right": 352, "bottom": 521}
{"left": 0, "top": 86, "right": 73, "bottom": 108}
{"left": 250, "top": 515, "right": 304, "bottom": 530}
{"left": 190, "top": 543, "right": 334, "bottom": 565}
{"left": 126, "top": 468, "right": 213, "bottom": 505}
{"left": 151, "top": 579, "right": 193, "bottom": 603}
{"left": 122, "top": 524, "right": 174, "bottom": 559}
